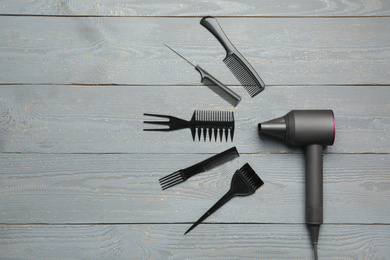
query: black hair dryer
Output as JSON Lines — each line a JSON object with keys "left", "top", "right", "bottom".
{"left": 258, "top": 110, "right": 335, "bottom": 259}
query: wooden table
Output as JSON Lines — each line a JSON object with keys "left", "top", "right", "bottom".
{"left": 1, "top": 1, "right": 389, "bottom": 259}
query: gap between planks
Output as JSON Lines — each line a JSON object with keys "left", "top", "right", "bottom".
{"left": 1, "top": 83, "right": 390, "bottom": 87}
{"left": 1, "top": 223, "right": 390, "bottom": 226}
{"left": 1, "top": 14, "right": 390, "bottom": 18}
{"left": 0, "top": 152, "right": 389, "bottom": 155}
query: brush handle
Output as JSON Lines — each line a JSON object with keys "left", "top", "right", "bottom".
{"left": 195, "top": 65, "right": 241, "bottom": 107}
{"left": 185, "top": 190, "right": 234, "bottom": 234}
{"left": 200, "top": 16, "right": 236, "bottom": 56}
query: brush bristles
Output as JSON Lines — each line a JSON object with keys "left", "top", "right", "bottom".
{"left": 238, "top": 163, "right": 264, "bottom": 190}
{"left": 224, "top": 54, "right": 262, "bottom": 97}
{"left": 194, "top": 110, "right": 234, "bottom": 122}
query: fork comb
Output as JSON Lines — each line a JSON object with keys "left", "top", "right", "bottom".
{"left": 159, "top": 147, "right": 239, "bottom": 190}
{"left": 200, "top": 16, "right": 265, "bottom": 97}
{"left": 144, "top": 110, "right": 235, "bottom": 142}
{"left": 184, "top": 163, "right": 264, "bottom": 234}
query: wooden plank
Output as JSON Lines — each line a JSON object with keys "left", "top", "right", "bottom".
{"left": 0, "top": 17, "right": 389, "bottom": 85}
{"left": 0, "top": 85, "right": 388, "bottom": 154}
{"left": 0, "top": 224, "right": 389, "bottom": 259}
{"left": 1, "top": 0, "right": 390, "bottom": 16}
{"left": 1, "top": 153, "right": 388, "bottom": 224}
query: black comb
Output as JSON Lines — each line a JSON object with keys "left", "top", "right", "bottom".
{"left": 200, "top": 16, "right": 265, "bottom": 97}
{"left": 143, "top": 110, "right": 235, "bottom": 142}
{"left": 164, "top": 44, "right": 241, "bottom": 107}
{"left": 184, "top": 163, "right": 264, "bottom": 234}
{"left": 159, "top": 147, "right": 239, "bottom": 190}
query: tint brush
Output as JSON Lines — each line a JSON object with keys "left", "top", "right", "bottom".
{"left": 185, "top": 163, "right": 264, "bottom": 235}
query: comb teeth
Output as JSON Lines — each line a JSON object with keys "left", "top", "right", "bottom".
{"left": 192, "top": 128, "right": 234, "bottom": 142}
{"left": 159, "top": 170, "right": 185, "bottom": 190}
{"left": 238, "top": 163, "right": 264, "bottom": 190}
{"left": 194, "top": 110, "right": 234, "bottom": 122}
{"left": 192, "top": 110, "right": 234, "bottom": 142}
{"left": 224, "top": 54, "right": 262, "bottom": 97}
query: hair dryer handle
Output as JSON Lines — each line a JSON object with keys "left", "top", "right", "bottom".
{"left": 305, "top": 144, "right": 323, "bottom": 226}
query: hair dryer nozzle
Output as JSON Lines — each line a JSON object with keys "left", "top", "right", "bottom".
{"left": 258, "top": 116, "right": 286, "bottom": 140}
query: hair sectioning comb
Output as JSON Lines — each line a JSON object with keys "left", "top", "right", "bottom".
{"left": 200, "top": 16, "right": 265, "bottom": 97}
{"left": 143, "top": 110, "right": 235, "bottom": 142}
{"left": 159, "top": 147, "right": 239, "bottom": 190}
{"left": 185, "top": 163, "right": 264, "bottom": 234}
{"left": 164, "top": 44, "right": 241, "bottom": 107}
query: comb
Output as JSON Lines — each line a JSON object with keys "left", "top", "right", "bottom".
{"left": 200, "top": 16, "right": 265, "bottom": 97}
{"left": 159, "top": 147, "right": 239, "bottom": 190}
{"left": 164, "top": 44, "right": 241, "bottom": 107}
{"left": 143, "top": 110, "right": 235, "bottom": 142}
{"left": 184, "top": 163, "right": 264, "bottom": 234}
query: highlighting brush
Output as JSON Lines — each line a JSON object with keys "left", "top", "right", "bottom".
{"left": 185, "top": 163, "right": 264, "bottom": 235}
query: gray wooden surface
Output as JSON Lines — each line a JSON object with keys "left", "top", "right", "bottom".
{"left": 1, "top": 17, "right": 389, "bottom": 85}
{"left": 0, "top": 1, "right": 389, "bottom": 259}
{"left": 2, "top": 0, "right": 390, "bottom": 16}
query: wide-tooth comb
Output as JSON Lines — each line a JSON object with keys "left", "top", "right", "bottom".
{"left": 200, "top": 16, "right": 265, "bottom": 97}
{"left": 184, "top": 163, "right": 264, "bottom": 234}
{"left": 143, "top": 110, "right": 235, "bottom": 142}
{"left": 193, "top": 110, "right": 234, "bottom": 142}
{"left": 159, "top": 147, "right": 239, "bottom": 190}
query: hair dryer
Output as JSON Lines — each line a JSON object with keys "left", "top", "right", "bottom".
{"left": 258, "top": 110, "right": 335, "bottom": 259}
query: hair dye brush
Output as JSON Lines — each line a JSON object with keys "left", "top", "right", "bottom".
{"left": 258, "top": 110, "right": 336, "bottom": 260}
{"left": 185, "top": 163, "right": 264, "bottom": 235}
{"left": 144, "top": 110, "right": 235, "bottom": 142}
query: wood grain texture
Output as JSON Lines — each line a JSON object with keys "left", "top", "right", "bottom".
{"left": 0, "top": 224, "right": 389, "bottom": 259}
{"left": 0, "top": 85, "right": 388, "bottom": 154}
{"left": 0, "top": 17, "right": 389, "bottom": 85}
{"left": 1, "top": 153, "right": 389, "bottom": 224}
{"left": 1, "top": 3, "right": 389, "bottom": 259}
{"left": 1, "top": 0, "right": 390, "bottom": 16}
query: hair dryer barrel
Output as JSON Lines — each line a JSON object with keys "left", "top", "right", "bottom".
{"left": 258, "top": 110, "right": 335, "bottom": 146}
{"left": 285, "top": 110, "right": 335, "bottom": 146}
